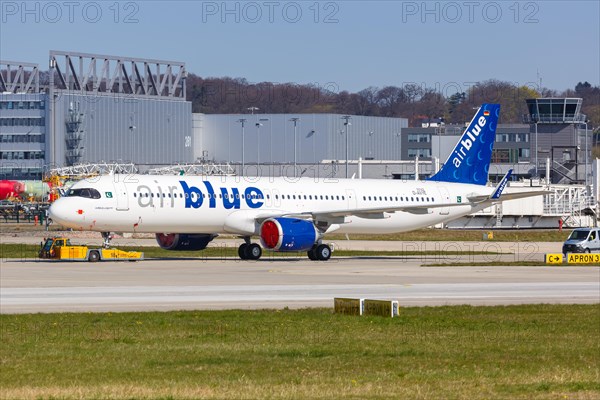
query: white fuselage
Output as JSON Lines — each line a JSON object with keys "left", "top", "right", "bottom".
{"left": 49, "top": 174, "right": 494, "bottom": 236}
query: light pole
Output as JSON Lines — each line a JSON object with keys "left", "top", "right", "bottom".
{"left": 256, "top": 118, "right": 269, "bottom": 166}
{"left": 237, "top": 118, "right": 247, "bottom": 176}
{"left": 534, "top": 121, "right": 538, "bottom": 178}
{"left": 307, "top": 129, "right": 316, "bottom": 164}
{"left": 341, "top": 115, "right": 352, "bottom": 178}
{"left": 247, "top": 107, "right": 259, "bottom": 115}
{"left": 289, "top": 117, "right": 300, "bottom": 177}
{"left": 129, "top": 111, "right": 136, "bottom": 165}
{"left": 128, "top": 125, "right": 136, "bottom": 164}
{"left": 584, "top": 121, "right": 589, "bottom": 187}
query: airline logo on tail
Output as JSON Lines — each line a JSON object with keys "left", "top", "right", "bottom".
{"left": 428, "top": 104, "right": 500, "bottom": 186}
{"left": 452, "top": 114, "right": 488, "bottom": 168}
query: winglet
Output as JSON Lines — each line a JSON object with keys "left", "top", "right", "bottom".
{"left": 490, "top": 169, "right": 512, "bottom": 200}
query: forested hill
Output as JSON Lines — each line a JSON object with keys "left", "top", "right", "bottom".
{"left": 186, "top": 76, "right": 599, "bottom": 128}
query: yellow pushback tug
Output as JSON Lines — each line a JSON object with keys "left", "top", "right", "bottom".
{"left": 39, "top": 237, "right": 143, "bottom": 262}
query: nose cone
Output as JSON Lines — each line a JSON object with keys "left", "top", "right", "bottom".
{"left": 48, "top": 198, "right": 77, "bottom": 228}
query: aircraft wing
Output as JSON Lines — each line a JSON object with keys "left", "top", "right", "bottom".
{"left": 254, "top": 201, "right": 472, "bottom": 223}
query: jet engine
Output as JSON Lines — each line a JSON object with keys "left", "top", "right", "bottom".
{"left": 260, "top": 218, "right": 319, "bottom": 252}
{"left": 155, "top": 233, "right": 216, "bottom": 251}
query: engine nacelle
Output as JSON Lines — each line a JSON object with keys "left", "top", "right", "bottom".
{"left": 260, "top": 218, "right": 318, "bottom": 252}
{"left": 155, "top": 233, "right": 216, "bottom": 251}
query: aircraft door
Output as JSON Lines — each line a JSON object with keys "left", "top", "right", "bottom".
{"left": 436, "top": 187, "right": 450, "bottom": 215}
{"left": 272, "top": 188, "right": 282, "bottom": 208}
{"left": 346, "top": 189, "right": 357, "bottom": 210}
{"left": 113, "top": 176, "right": 129, "bottom": 211}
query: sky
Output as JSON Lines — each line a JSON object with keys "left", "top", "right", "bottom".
{"left": 1, "top": 0, "right": 599, "bottom": 94}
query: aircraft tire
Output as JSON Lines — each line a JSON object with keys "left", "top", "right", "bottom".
{"left": 245, "top": 243, "right": 262, "bottom": 260}
{"left": 307, "top": 247, "right": 317, "bottom": 260}
{"left": 315, "top": 244, "right": 331, "bottom": 261}
{"left": 238, "top": 244, "right": 249, "bottom": 260}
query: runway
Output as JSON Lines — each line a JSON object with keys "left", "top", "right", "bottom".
{"left": 1, "top": 257, "right": 598, "bottom": 313}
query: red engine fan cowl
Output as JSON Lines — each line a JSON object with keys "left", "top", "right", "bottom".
{"left": 260, "top": 220, "right": 282, "bottom": 249}
{"left": 260, "top": 218, "right": 318, "bottom": 252}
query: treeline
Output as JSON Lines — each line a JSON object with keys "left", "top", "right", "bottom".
{"left": 186, "top": 75, "right": 600, "bottom": 129}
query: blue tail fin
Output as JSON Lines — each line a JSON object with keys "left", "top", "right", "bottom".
{"left": 428, "top": 104, "right": 500, "bottom": 186}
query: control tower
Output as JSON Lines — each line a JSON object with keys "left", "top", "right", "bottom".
{"left": 524, "top": 98, "right": 590, "bottom": 185}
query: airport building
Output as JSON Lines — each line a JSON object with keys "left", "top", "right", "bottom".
{"left": 1, "top": 52, "right": 192, "bottom": 180}
{"left": 0, "top": 90, "right": 47, "bottom": 180}
{"left": 192, "top": 113, "right": 407, "bottom": 178}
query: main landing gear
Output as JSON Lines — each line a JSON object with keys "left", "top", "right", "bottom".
{"left": 237, "top": 238, "right": 332, "bottom": 261}
{"left": 238, "top": 237, "right": 262, "bottom": 260}
{"left": 307, "top": 243, "right": 332, "bottom": 261}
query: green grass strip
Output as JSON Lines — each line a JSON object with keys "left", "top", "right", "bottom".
{"left": 0, "top": 305, "right": 598, "bottom": 399}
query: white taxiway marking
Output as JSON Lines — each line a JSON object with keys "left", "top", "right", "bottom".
{"left": 2, "top": 282, "right": 598, "bottom": 311}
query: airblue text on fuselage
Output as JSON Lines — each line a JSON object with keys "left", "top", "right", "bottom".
{"left": 136, "top": 181, "right": 265, "bottom": 209}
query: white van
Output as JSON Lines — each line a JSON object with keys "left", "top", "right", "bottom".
{"left": 562, "top": 228, "right": 600, "bottom": 254}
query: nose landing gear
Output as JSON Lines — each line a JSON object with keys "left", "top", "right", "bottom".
{"left": 101, "top": 232, "right": 113, "bottom": 248}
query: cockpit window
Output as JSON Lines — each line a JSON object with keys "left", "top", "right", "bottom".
{"left": 67, "top": 188, "right": 102, "bottom": 199}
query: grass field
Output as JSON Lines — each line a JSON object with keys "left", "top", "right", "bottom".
{"left": 0, "top": 243, "right": 501, "bottom": 260}
{"left": 1, "top": 305, "right": 598, "bottom": 399}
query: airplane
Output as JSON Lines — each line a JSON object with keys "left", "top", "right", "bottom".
{"left": 0, "top": 180, "right": 24, "bottom": 200}
{"left": 48, "top": 104, "right": 546, "bottom": 261}
{"left": 0, "top": 180, "right": 51, "bottom": 201}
